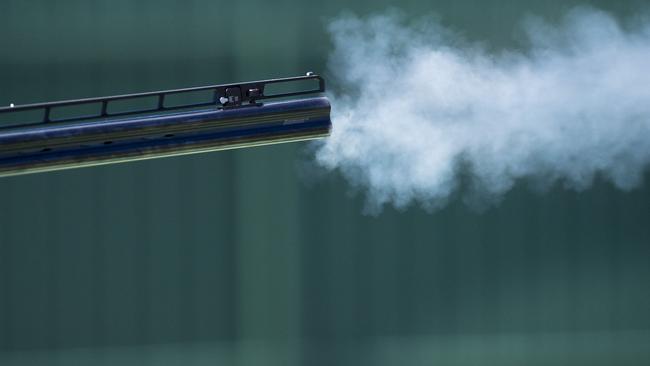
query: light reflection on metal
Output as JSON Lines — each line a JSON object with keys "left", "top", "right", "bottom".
{"left": 0, "top": 74, "right": 331, "bottom": 177}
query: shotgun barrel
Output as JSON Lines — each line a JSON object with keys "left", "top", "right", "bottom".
{"left": 0, "top": 73, "right": 331, "bottom": 177}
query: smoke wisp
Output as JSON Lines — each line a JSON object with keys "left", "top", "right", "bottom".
{"left": 316, "top": 8, "right": 650, "bottom": 211}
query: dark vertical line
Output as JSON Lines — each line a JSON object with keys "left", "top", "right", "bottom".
{"left": 91, "top": 168, "right": 107, "bottom": 354}
{"left": 439, "top": 204, "right": 457, "bottom": 336}
{"left": 157, "top": 94, "right": 165, "bottom": 110}
{"left": 478, "top": 209, "right": 491, "bottom": 335}
{"left": 44, "top": 107, "right": 51, "bottom": 123}
{"left": 403, "top": 210, "right": 418, "bottom": 334}
{"left": 135, "top": 163, "right": 152, "bottom": 354}
{"left": 536, "top": 188, "right": 553, "bottom": 336}
{"left": 49, "top": 61, "right": 63, "bottom": 357}
{"left": 299, "top": 166, "right": 329, "bottom": 343}
{"left": 522, "top": 192, "right": 539, "bottom": 335}
{"left": 218, "top": 41, "right": 239, "bottom": 343}
{"left": 402, "top": 210, "right": 418, "bottom": 335}
{"left": 132, "top": 59, "right": 153, "bottom": 364}
{"left": 563, "top": 190, "right": 579, "bottom": 334}
{"left": 129, "top": 63, "right": 152, "bottom": 365}
{"left": 47, "top": 175, "right": 60, "bottom": 353}
{"left": 494, "top": 203, "right": 505, "bottom": 336}
{"left": 0, "top": 180, "right": 13, "bottom": 351}
{"left": 553, "top": 186, "right": 575, "bottom": 361}
{"left": 450, "top": 202, "right": 464, "bottom": 339}
{"left": 0, "top": 30, "right": 16, "bottom": 349}
{"left": 179, "top": 160, "right": 196, "bottom": 344}
{"left": 178, "top": 51, "right": 197, "bottom": 346}
{"left": 608, "top": 189, "right": 621, "bottom": 332}
{"left": 226, "top": 150, "right": 239, "bottom": 341}
{"left": 355, "top": 209, "right": 368, "bottom": 339}
{"left": 95, "top": 15, "right": 111, "bottom": 358}
{"left": 292, "top": 4, "right": 307, "bottom": 361}
{"left": 488, "top": 203, "right": 504, "bottom": 336}
{"left": 642, "top": 172, "right": 650, "bottom": 331}
{"left": 176, "top": 8, "right": 198, "bottom": 344}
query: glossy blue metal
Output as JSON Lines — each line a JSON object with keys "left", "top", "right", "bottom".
{"left": 0, "top": 97, "right": 331, "bottom": 177}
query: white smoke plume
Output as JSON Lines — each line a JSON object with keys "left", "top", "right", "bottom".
{"left": 315, "top": 8, "right": 650, "bottom": 211}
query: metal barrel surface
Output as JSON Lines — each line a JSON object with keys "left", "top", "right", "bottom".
{"left": 0, "top": 97, "right": 331, "bottom": 177}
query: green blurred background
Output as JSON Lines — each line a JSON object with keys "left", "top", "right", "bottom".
{"left": 1, "top": 0, "right": 649, "bottom": 365}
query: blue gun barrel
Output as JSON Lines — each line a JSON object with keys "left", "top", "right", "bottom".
{"left": 0, "top": 73, "right": 331, "bottom": 177}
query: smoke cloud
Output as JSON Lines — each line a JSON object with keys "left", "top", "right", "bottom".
{"left": 315, "top": 8, "right": 650, "bottom": 211}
